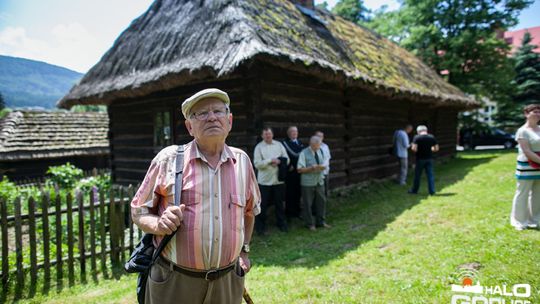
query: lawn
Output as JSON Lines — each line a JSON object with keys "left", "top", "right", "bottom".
{"left": 13, "top": 151, "right": 540, "bottom": 303}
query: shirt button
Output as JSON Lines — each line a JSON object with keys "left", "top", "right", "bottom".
{"left": 214, "top": 216, "right": 219, "bottom": 220}
{"left": 214, "top": 193, "right": 218, "bottom": 198}
{"left": 215, "top": 238, "right": 219, "bottom": 242}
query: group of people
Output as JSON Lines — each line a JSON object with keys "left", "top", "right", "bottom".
{"left": 253, "top": 126, "right": 332, "bottom": 235}
{"left": 392, "top": 124, "right": 439, "bottom": 195}
{"left": 392, "top": 104, "right": 540, "bottom": 232}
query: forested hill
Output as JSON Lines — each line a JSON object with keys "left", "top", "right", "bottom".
{"left": 0, "top": 55, "right": 83, "bottom": 109}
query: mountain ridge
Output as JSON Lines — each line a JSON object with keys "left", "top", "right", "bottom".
{"left": 0, "top": 55, "right": 83, "bottom": 109}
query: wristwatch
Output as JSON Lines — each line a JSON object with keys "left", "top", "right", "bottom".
{"left": 242, "top": 244, "right": 250, "bottom": 253}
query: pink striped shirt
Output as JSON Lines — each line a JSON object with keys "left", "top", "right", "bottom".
{"left": 130, "top": 140, "right": 261, "bottom": 270}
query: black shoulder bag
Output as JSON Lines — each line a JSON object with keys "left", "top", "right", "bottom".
{"left": 124, "top": 144, "right": 184, "bottom": 304}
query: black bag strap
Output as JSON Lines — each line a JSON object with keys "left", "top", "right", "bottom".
{"left": 150, "top": 144, "right": 184, "bottom": 264}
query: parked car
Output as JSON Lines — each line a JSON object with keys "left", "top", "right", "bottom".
{"left": 459, "top": 127, "right": 517, "bottom": 150}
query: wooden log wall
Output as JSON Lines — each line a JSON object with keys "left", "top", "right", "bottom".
{"left": 109, "top": 63, "right": 460, "bottom": 188}
{"left": 255, "top": 63, "right": 348, "bottom": 188}
{"left": 346, "top": 88, "right": 412, "bottom": 184}
{"left": 432, "top": 108, "right": 459, "bottom": 158}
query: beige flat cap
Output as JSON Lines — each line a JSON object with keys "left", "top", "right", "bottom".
{"left": 181, "top": 88, "right": 230, "bottom": 119}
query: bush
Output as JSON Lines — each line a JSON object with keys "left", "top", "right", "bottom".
{"left": 46, "top": 162, "right": 84, "bottom": 189}
{"left": 0, "top": 176, "right": 43, "bottom": 213}
{"left": 0, "top": 175, "right": 18, "bottom": 202}
{"left": 76, "top": 173, "right": 111, "bottom": 192}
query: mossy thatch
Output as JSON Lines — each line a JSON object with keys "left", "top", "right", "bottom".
{"left": 58, "top": 0, "right": 476, "bottom": 109}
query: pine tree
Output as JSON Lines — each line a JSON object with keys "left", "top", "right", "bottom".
{"left": 495, "top": 32, "right": 540, "bottom": 128}
{"left": 513, "top": 32, "right": 540, "bottom": 105}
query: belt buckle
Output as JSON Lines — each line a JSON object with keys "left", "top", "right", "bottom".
{"left": 205, "top": 269, "right": 218, "bottom": 281}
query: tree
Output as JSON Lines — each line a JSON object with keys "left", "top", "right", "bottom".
{"left": 332, "top": 0, "right": 371, "bottom": 23}
{"left": 513, "top": 32, "right": 540, "bottom": 105}
{"left": 365, "top": 6, "right": 409, "bottom": 43}
{"left": 0, "top": 92, "right": 5, "bottom": 110}
{"left": 496, "top": 31, "right": 540, "bottom": 127}
{"left": 366, "top": 0, "right": 532, "bottom": 102}
{"left": 316, "top": 1, "right": 329, "bottom": 10}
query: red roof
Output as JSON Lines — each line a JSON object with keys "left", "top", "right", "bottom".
{"left": 504, "top": 26, "right": 540, "bottom": 54}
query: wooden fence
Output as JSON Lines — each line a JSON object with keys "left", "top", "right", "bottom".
{"left": 0, "top": 184, "right": 141, "bottom": 300}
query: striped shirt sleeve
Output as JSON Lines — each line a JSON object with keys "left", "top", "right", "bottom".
{"left": 244, "top": 157, "right": 261, "bottom": 217}
{"left": 130, "top": 158, "right": 169, "bottom": 215}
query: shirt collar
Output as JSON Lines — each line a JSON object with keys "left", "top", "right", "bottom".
{"left": 187, "top": 140, "right": 237, "bottom": 164}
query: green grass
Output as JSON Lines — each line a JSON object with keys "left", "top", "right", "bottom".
{"left": 11, "top": 151, "right": 540, "bottom": 303}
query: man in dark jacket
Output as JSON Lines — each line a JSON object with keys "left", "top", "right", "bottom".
{"left": 408, "top": 125, "right": 439, "bottom": 195}
{"left": 282, "top": 126, "right": 304, "bottom": 218}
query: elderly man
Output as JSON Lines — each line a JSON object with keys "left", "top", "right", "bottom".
{"left": 393, "top": 124, "right": 413, "bottom": 185}
{"left": 130, "top": 88, "right": 260, "bottom": 304}
{"left": 254, "top": 127, "right": 290, "bottom": 235}
{"left": 297, "top": 136, "right": 331, "bottom": 231}
{"left": 282, "top": 126, "right": 304, "bottom": 219}
{"left": 408, "top": 125, "right": 439, "bottom": 195}
{"left": 314, "top": 131, "right": 331, "bottom": 196}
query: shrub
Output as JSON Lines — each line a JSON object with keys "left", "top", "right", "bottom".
{"left": 76, "top": 173, "right": 111, "bottom": 192}
{"left": 46, "top": 162, "right": 84, "bottom": 189}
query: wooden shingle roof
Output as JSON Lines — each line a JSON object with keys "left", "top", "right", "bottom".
{"left": 58, "top": 0, "right": 477, "bottom": 109}
{"left": 0, "top": 111, "right": 109, "bottom": 161}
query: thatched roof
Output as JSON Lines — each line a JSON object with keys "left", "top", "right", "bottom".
{"left": 0, "top": 111, "right": 109, "bottom": 161}
{"left": 58, "top": 0, "right": 477, "bottom": 109}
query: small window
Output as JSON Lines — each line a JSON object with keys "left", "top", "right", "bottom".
{"left": 154, "top": 110, "right": 172, "bottom": 149}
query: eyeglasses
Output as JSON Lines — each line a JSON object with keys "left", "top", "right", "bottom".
{"left": 190, "top": 108, "right": 229, "bottom": 121}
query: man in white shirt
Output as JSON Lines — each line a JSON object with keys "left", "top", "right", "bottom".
{"left": 253, "top": 127, "right": 290, "bottom": 235}
{"left": 315, "top": 131, "right": 331, "bottom": 197}
{"left": 297, "top": 136, "right": 331, "bottom": 231}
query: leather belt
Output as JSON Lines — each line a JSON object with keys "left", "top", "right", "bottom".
{"left": 156, "top": 256, "right": 235, "bottom": 281}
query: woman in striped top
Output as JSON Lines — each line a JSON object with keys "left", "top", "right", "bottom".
{"left": 511, "top": 104, "right": 540, "bottom": 230}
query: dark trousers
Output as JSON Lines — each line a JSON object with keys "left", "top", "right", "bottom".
{"left": 256, "top": 184, "right": 287, "bottom": 233}
{"left": 410, "top": 159, "right": 435, "bottom": 194}
{"left": 301, "top": 185, "right": 326, "bottom": 227}
{"left": 285, "top": 171, "right": 302, "bottom": 218}
{"left": 324, "top": 175, "right": 329, "bottom": 197}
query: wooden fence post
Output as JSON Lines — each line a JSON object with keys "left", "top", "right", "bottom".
{"left": 127, "top": 185, "right": 134, "bottom": 253}
{"left": 119, "top": 186, "right": 125, "bottom": 265}
{"left": 77, "top": 191, "right": 86, "bottom": 283}
{"left": 42, "top": 192, "right": 51, "bottom": 294}
{"left": 109, "top": 188, "right": 119, "bottom": 267}
{"left": 67, "top": 192, "right": 75, "bottom": 286}
{"left": 99, "top": 190, "right": 107, "bottom": 278}
{"left": 55, "top": 192, "right": 63, "bottom": 291}
{"left": 1, "top": 198, "right": 8, "bottom": 288}
{"left": 28, "top": 197, "right": 37, "bottom": 296}
{"left": 14, "top": 197, "right": 23, "bottom": 299}
{"left": 89, "top": 188, "right": 97, "bottom": 281}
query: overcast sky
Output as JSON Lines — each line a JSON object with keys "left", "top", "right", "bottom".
{"left": 0, "top": 0, "right": 538, "bottom": 73}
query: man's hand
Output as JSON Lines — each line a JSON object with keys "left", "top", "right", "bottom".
{"left": 239, "top": 252, "right": 251, "bottom": 273}
{"left": 311, "top": 165, "right": 325, "bottom": 172}
{"left": 156, "top": 204, "right": 185, "bottom": 235}
{"left": 271, "top": 158, "right": 281, "bottom": 167}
